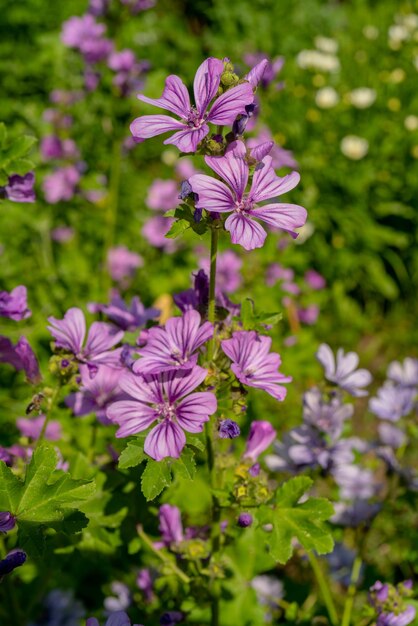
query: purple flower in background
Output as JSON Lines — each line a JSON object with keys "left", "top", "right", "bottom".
{"left": 305, "top": 269, "right": 326, "bottom": 290}
{"left": 87, "top": 612, "right": 141, "bottom": 626}
{"left": 0, "top": 286, "right": 31, "bottom": 320}
{"left": 244, "top": 54, "right": 285, "bottom": 89}
{"left": 137, "top": 568, "right": 154, "bottom": 602}
{"left": 0, "top": 173, "right": 35, "bottom": 203}
{"left": 61, "top": 14, "right": 105, "bottom": 48}
{"left": 174, "top": 269, "right": 209, "bottom": 314}
{"left": 159, "top": 504, "right": 184, "bottom": 545}
{"left": 0, "top": 550, "right": 26, "bottom": 577}
{"left": 369, "top": 383, "right": 415, "bottom": 421}
{"left": 89, "top": 295, "right": 159, "bottom": 331}
{"left": 0, "top": 336, "right": 41, "bottom": 384}
{"left": 65, "top": 365, "right": 126, "bottom": 424}
{"left": 218, "top": 419, "right": 240, "bottom": 439}
{"left": 237, "top": 512, "right": 253, "bottom": 527}
{"left": 378, "top": 423, "right": 406, "bottom": 449}
{"left": 247, "top": 128, "right": 298, "bottom": 169}
{"left": 327, "top": 543, "right": 361, "bottom": 587}
{"left": 43, "top": 166, "right": 80, "bottom": 203}
{"left": 146, "top": 179, "right": 179, "bottom": 211}
{"left": 244, "top": 421, "right": 276, "bottom": 461}
{"left": 333, "top": 464, "right": 378, "bottom": 500}
{"left": 199, "top": 250, "right": 242, "bottom": 293}
{"left": 265, "top": 263, "right": 294, "bottom": 287}
{"left": 104, "top": 581, "right": 131, "bottom": 613}
{"left": 107, "top": 367, "right": 216, "bottom": 460}
{"left": 331, "top": 500, "right": 381, "bottom": 526}
{"left": 107, "top": 246, "right": 143, "bottom": 283}
{"left": 108, "top": 49, "right": 136, "bottom": 72}
{"left": 303, "top": 388, "right": 353, "bottom": 439}
{"left": 121, "top": 0, "right": 156, "bottom": 13}
{"left": 88, "top": 0, "right": 110, "bottom": 16}
{"left": 160, "top": 612, "right": 184, "bottom": 626}
{"left": 0, "top": 512, "right": 16, "bottom": 533}
{"left": 387, "top": 357, "right": 418, "bottom": 388}
{"left": 16, "top": 415, "right": 61, "bottom": 441}
{"left": 130, "top": 57, "right": 254, "bottom": 153}
{"left": 41, "top": 135, "right": 64, "bottom": 160}
{"left": 298, "top": 305, "right": 319, "bottom": 325}
{"left": 316, "top": 343, "right": 372, "bottom": 397}
{"left": 48, "top": 307, "right": 124, "bottom": 374}
{"left": 134, "top": 310, "right": 213, "bottom": 374}
{"left": 189, "top": 140, "right": 306, "bottom": 250}
{"left": 369, "top": 580, "right": 416, "bottom": 626}
{"left": 222, "top": 331, "right": 292, "bottom": 400}
{"left": 142, "top": 215, "right": 177, "bottom": 252}
{"left": 51, "top": 225, "right": 75, "bottom": 242}
{"left": 251, "top": 575, "right": 283, "bottom": 609}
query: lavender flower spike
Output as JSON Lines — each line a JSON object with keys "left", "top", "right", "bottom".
{"left": 0, "top": 286, "right": 31, "bottom": 320}
{"left": 130, "top": 58, "right": 254, "bottom": 153}
{"left": 47, "top": 307, "right": 124, "bottom": 374}
{"left": 107, "top": 367, "right": 217, "bottom": 461}
{"left": 189, "top": 140, "right": 307, "bottom": 250}
{"left": 244, "top": 421, "right": 277, "bottom": 461}
{"left": 221, "top": 331, "right": 292, "bottom": 400}
{"left": 316, "top": 343, "right": 372, "bottom": 397}
{"left": 133, "top": 310, "right": 213, "bottom": 374}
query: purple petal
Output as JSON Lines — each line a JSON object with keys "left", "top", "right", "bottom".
{"left": 249, "top": 141, "right": 274, "bottom": 162}
{"left": 208, "top": 83, "right": 254, "bottom": 125}
{"left": 130, "top": 114, "right": 186, "bottom": 140}
{"left": 164, "top": 124, "right": 209, "bottom": 153}
{"left": 316, "top": 344, "right": 336, "bottom": 379}
{"left": 250, "top": 162, "right": 300, "bottom": 203}
{"left": 224, "top": 213, "right": 267, "bottom": 250}
{"left": 85, "top": 322, "right": 124, "bottom": 357}
{"left": 107, "top": 400, "right": 157, "bottom": 437}
{"left": 205, "top": 140, "right": 249, "bottom": 200}
{"left": 47, "top": 307, "right": 86, "bottom": 354}
{"left": 245, "top": 59, "right": 269, "bottom": 88}
{"left": 193, "top": 57, "right": 224, "bottom": 115}
{"left": 176, "top": 392, "right": 217, "bottom": 432}
{"left": 144, "top": 420, "right": 186, "bottom": 460}
{"left": 138, "top": 74, "right": 191, "bottom": 117}
{"left": 189, "top": 174, "right": 236, "bottom": 212}
{"left": 118, "top": 370, "right": 160, "bottom": 404}
{"left": 165, "top": 366, "right": 208, "bottom": 402}
{"left": 251, "top": 203, "right": 307, "bottom": 237}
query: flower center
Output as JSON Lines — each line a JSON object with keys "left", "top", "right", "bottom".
{"left": 236, "top": 196, "right": 254, "bottom": 214}
{"left": 186, "top": 106, "right": 205, "bottom": 128}
{"left": 156, "top": 402, "right": 176, "bottom": 421}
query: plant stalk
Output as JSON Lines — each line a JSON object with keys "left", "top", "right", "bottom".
{"left": 307, "top": 551, "right": 339, "bottom": 626}
{"left": 207, "top": 222, "right": 219, "bottom": 362}
{"left": 341, "top": 555, "right": 363, "bottom": 626}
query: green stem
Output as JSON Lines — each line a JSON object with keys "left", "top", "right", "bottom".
{"left": 341, "top": 555, "right": 363, "bottom": 626}
{"left": 307, "top": 551, "right": 338, "bottom": 626}
{"left": 33, "top": 384, "right": 61, "bottom": 452}
{"left": 207, "top": 223, "right": 219, "bottom": 362}
{"left": 101, "top": 138, "right": 122, "bottom": 299}
{"left": 136, "top": 525, "right": 190, "bottom": 584}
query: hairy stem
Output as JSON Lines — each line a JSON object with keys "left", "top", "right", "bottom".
{"left": 101, "top": 138, "right": 122, "bottom": 299}
{"left": 341, "top": 555, "right": 363, "bottom": 626}
{"left": 307, "top": 551, "right": 338, "bottom": 626}
{"left": 33, "top": 383, "right": 61, "bottom": 452}
{"left": 136, "top": 525, "right": 190, "bottom": 584}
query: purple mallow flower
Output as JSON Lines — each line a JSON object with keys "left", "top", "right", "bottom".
{"left": 218, "top": 419, "right": 240, "bottom": 439}
{"left": 305, "top": 269, "right": 326, "bottom": 290}
{"left": 134, "top": 310, "right": 213, "bottom": 374}
{"left": 387, "top": 357, "right": 418, "bottom": 388}
{"left": 146, "top": 179, "right": 179, "bottom": 211}
{"left": 16, "top": 415, "right": 61, "bottom": 441}
{"left": 0, "top": 173, "right": 35, "bottom": 203}
{"left": 0, "top": 512, "right": 16, "bottom": 533}
{"left": 0, "top": 286, "right": 31, "bottom": 321}
{"left": 137, "top": 568, "right": 154, "bottom": 602}
{"left": 159, "top": 504, "right": 184, "bottom": 545}
{"left": 65, "top": 365, "right": 126, "bottom": 424}
{"left": 107, "top": 367, "right": 217, "bottom": 460}
{"left": 104, "top": 581, "right": 131, "bottom": 613}
{"left": 247, "top": 127, "right": 298, "bottom": 170}
{"left": 43, "top": 166, "right": 80, "bottom": 203}
{"left": 303, "top": 388, "right": 353, "bottom": 439}
{"left": 331, "top": 500, "right": 381, "bottom": 526}
{"left": 222, "top": 331, "right": 291, "bottom": 400}
{"left": 47, "top": 307, "right": 124, "bottom": 374}
{"left": 189, "top": 140, "right": 306, "bottom": 250}
{"left": 0, "top": 336, "right": 41, "bottom": 383}
{"left": 369, "top": 580, "right": 416, "bottom": 626}
{"left": 160, "top": 612, "right": 184, "bottom": 626}
{"left": 316, "top": 343, "right": 372, "bottom": 397}
{"left": 244, "top": 54, "right": 284, "bottom": 90}
{"left": 88, "top": 295, "right": 159, "bottom": 332}
{"left": 199, "top": 250, "right": 242, "bottom": 293}
{"left": 107, "top": 246, "right": 143, "bottom": 283}
{"left": 244, "top": 421, "right": 276, "bottom": 461}
{"left": 142, "top": 215, "right": 177, "bottom": 252}
{"left": 87, "top": 612, "right": 142, "bottom": 626}
{"left": 369, "top": 383, "right": 415, "bottom": 421}
{"left": 130, "top": 57, "right": 254, "bottom": 153}
{"left": 0, "top": 550, "right": 26, "bottom": 577}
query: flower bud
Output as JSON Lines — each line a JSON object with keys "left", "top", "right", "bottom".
{"left": 237, "top": 513, "right": 253, "bottom": 528}
{"left": 243, "top": 421, "right": 276, "bottom": 461}
{"left": 0, "top": 550, "right": 26, "bottom": 577}
{"left": 0, "top": 512, "right": 16, "bottom": 533}
{"left": 218, "top": 419, "right": 240, "bottom": 439}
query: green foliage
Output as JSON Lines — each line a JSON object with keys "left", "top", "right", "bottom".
{"left": 258, "top": 476, "right": 334, "bottom": 564}
{"left": 0, "top": 445, "right": 95, "bottom": 557}
{"left": 240, "top": 297, "right": 282, "bottom": 331}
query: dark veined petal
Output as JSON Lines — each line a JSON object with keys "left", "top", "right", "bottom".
{"left": 47, "top": 307, "right": 86, "bottom": 354}
{"left": 144, "top": 420, "right": 186, "bottom": 461}
{"left": 138, "top": 74, "right": 191, "bottom": 117}
{"left": 205, "top": 140, "right": 249, "bottom": 201}
{"left": 176, "top": 391, "right": 217, "bottom": 432}
{"left": 164, "top": 124, "right": 209, "bottom": 153}
{"left": 189, "top": 174, "right": 236, "bottom": 212}
{"left": 107, "top": 400, "right": 157, "bottom": 437}
{"left": 251, "top": 203, "right": 307, "bottom": 238}
{"left": 250, "top": 160, "right": 300, "bottom": 203}
{"left": 224, "top": 213, "right": 267, "bottom": 250}
{"left": 208, "top": 82, "right": 254, "bottom": 125}
{"left": 193, "top": 57, "right": 224, "bottom": 115}
{"left": 130, "top": 115, "right": 186, "bottom": 140}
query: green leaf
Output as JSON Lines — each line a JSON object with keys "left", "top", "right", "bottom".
{"left": 260, "top": 477, "right": 334, "bottom": 564}
{"left": 171, "top": 447, "right": 196, "bottom": 480}
{"left": 0, "top": 123, "right": 7, "bottom": 148}
{"left": 141, "top": 458, "right": 172, "bottom": 501}
{"left": 7, "top": 158, "right": 35, "bottom": 176}
{"left": 118, "top": 438, "right": 147, "bottom": 469}
{"left": 0, "top": 445, "right": 95, "bottom": 556}
{"left": 241, "top": 298, "right": 255, "bottom": 330}
{"left": 2, "top": 135, "right": 37, "bottom": 164}
{"left": 165, "top": 218, "right": 190, "bottom": 239}
{"left": 0, "top": 169, "right": 8, "bottom": 186}
{"left": 186, "top": 435, "right": 205, "bottom": 451}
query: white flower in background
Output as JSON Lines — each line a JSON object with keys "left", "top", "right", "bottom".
{"left": 405, "top": 115, "right": 418, "bottom": 131}
{"left": 399, "top": 13, "right": 418, "bottom": 31}
{"left": 340, "top": 135, "right": 369, "bottom": 160}
{"left": 295, "top": 221, "right": 315, "bottom": 244}
{"left": 363, "top": 25, "right": 379, "bottom": 40}
{"left": 388, "top": 24, "right": 409, "bottom": 46}
{"left": 297, "top": 50, "right": 340, "bottom": 73}
{"left": 349, "top": 88, "right": 376, "bottom": 109}
{"left": 314, "top": 36, "right": 339, "bottom": 54}
{"left": 315, "top": 86, "right": 339, "bottom": 109}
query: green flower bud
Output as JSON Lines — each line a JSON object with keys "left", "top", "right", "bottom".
{"left": 220, "top": 71, "right": 239, "bottom": 87}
